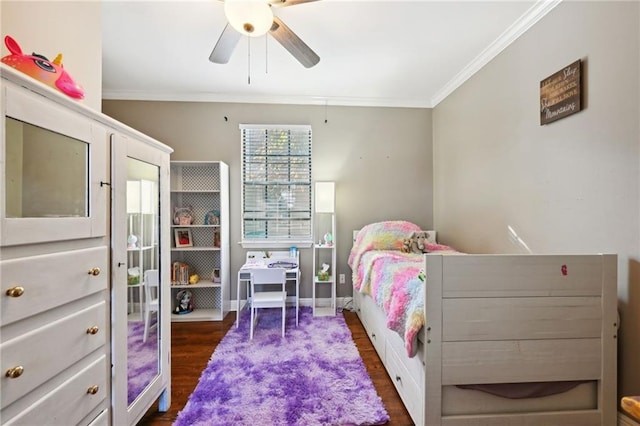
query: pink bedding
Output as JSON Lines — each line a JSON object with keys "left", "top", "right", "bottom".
{"left": 348, "top": 221, "right": 456, "bottom": 357}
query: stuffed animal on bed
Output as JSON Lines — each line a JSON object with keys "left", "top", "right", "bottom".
{"left": 406, "top": 231, "right": 431, "bottom": 254}
{"left": 401, "top": 238, "right": 412, "bottom": 253}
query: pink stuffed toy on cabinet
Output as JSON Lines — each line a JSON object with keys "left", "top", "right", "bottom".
{"left": 1, "top": 35, "right": 84, "bottom": 100}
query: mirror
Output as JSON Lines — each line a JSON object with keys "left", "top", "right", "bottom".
{"left": 126, "top": 158, "right": 160, "bottom": 406}
{"left": 5, "top": 117, "right": 88, "bottom": 218}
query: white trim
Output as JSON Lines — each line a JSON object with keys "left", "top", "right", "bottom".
{"left": 101, "top": 90, "right": 432, "bottom": 109}
{"left": 430, "top": 0, "right": 562, "bottom": 107}
{"left": 239, "top": 241, "right": 313, "bottom": 249}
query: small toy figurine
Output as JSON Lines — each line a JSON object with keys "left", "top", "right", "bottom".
{"left": 173, "top": 206, "right": 193, "bottom": 225}
{"left": 174, "top": 289, "right": 193, "bottom": 314}
{"left": 1, "top": 36, "right": 84, "bottom": 99}
{"left": 318, "top": 263, "right": 330, "bottom": 281}
{"left": 127, "top": 234, "right": 138, "bottom": 249}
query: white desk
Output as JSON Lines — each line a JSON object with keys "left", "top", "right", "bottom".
{"left": 237, "top": 252, "right": 300, "bottom": 328}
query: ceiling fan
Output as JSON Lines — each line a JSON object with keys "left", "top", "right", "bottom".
{"left": 209, "top": 0, "right": 320, "bottom": 68}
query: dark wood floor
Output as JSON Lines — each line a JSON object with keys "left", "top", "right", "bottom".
{"left": 138, "top": 309, "right": 414, "bottom": 425}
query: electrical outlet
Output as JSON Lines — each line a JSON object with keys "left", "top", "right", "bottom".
{"left": 339, "top": 273, "right": 345, "bottom": 284}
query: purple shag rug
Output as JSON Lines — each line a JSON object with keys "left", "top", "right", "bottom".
{"left": 128, "top": 320, "right": 158, "bottom": 405}
{"left": 174, "top": 306, "right": 389, "bottom": 426}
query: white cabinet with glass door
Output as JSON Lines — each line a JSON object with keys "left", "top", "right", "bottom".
{"left": 0, "top": 65, "right": 110, "bottom": 426}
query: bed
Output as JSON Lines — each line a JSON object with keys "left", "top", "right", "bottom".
{"left": 349, "top": 221, "right": 618, "bottom": 426}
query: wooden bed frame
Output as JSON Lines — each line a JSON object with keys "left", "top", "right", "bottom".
{"left": 353, "top": 253, "right": 618, "bottom": 426}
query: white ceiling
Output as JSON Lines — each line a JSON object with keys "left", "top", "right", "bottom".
{"left": 102, "top": 0, "right": 559, "bottom": 108}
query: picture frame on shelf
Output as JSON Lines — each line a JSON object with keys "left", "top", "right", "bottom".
{"left": 174, "top": 228, "right": 193, "bottom": 248}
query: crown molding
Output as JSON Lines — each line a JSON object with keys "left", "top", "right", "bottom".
{"left": 101, "top": 90, "right": 432, "bottom": 109}
{"left": 429, "top": 0, "right": 562, "bottom": 107}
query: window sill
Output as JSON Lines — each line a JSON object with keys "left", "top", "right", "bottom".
{"left": 239, "top": 240, "right": 313, "bottom": 250}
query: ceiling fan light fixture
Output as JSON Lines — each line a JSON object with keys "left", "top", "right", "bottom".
{"left": 224, "top": 0, "right": 274, "bottom": 37}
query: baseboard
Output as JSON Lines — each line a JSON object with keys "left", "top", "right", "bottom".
{"left": 620, "top": 411, "right": 640, "bottom": 426}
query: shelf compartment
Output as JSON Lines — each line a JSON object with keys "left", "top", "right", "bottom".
{"left": 171, "top": 308, "right": 222, "bottom": 322}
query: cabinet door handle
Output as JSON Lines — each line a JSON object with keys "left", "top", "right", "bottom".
{"left": 87, "top": 385, "right": 99, "bottom": 395}
{"left": 5, "top": 366, "right": 24, "bottom": 379}
{"left": 5, "top": 286, "right": 24, "bottom": 297}
{"left": 88, "top": 267, "right": 101, "bottom": 276}
{"left": 86, "top": 326, "right": 99, "bottom": 335}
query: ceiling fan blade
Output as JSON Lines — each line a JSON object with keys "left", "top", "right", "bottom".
{"left": 268, "top": 0, "right": 320, "bottom": 8}
{"left": 269, "top": 16, "right": 319, "bottom": 68}
{"left": 209, "top": 23, "right": 242, "bottom": 64}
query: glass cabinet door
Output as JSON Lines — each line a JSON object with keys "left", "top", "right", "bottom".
{"left": 1, "top": 85, "right": 107, "bottom": 246}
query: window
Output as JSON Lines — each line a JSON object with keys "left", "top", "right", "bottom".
{"left": 241, "top": 124, "right": 312, "bottom": 248}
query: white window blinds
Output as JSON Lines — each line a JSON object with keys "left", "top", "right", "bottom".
{"left": 241, "top": 124, "right": 312, "bottom": 247}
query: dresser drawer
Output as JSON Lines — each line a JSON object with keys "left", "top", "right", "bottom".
{"left": 4, "top": 355, "right": 107, "bottom": 426}
{"left": 1, "top": 301, "right": 106, "bottom": 408}
{"left": 1, "top": 247, "right": 107, "bottom": 325}
{"left": 86, "top": 408, "right": 109, "bottom": 426}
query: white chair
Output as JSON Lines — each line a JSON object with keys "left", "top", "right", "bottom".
{"left": 143, "top": 269, "right": 159, "bottom": 343}
{"left": 250, "top": 268, "right": 287, "bottom": 340}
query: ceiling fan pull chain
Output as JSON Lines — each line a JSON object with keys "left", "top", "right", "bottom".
{"left": 265, "top": 35, "right": 268, "bottom": 74}
{"left": 247, "top": 36, "right": 251, "bottom": 85}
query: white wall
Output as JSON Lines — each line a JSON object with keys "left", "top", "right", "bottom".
{"left": 433, "top": 1, "right": 640, "bottom": 398}
{"left": 1, "top": 1, "right": 102, "bottom": 111}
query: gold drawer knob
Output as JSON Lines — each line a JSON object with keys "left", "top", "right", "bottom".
{"left": 87, "top": 385, "right": 99, "bottom": 395}
{"left": 5, "top": 286, "right": 24, "bottom": 297}
{"left": 88, "top": 268, "right": 101, "bottom": 276}
{"left": 5, "top": 366, "right": 24, "bottom": 379}
{"left": 86, "top": 326, "right": 99, "bottom": 335}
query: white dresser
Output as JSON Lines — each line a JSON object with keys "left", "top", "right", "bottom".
{"left": 0, "top": 67, "right": 111, "bottom": 424}
{"left": 0, "top": 64, "right": 172, "bottom": 425}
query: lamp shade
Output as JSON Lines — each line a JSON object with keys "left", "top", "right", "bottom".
{"left": 315, "top": 182, "right": 335, "bottom": 213}
{"left": 224, "top": 0, "right": 274, "bottom": 37}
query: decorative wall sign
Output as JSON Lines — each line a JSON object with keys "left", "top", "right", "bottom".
{"left": 540, "top": 59, "right": 582, "bottom": 125}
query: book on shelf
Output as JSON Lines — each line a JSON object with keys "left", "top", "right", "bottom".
{"left": 171, "top": 261, "right": 190, "bottom": 285}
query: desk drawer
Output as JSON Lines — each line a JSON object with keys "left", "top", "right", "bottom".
{"left": 1, "top": 247, "right": 107, "bottom": 325}
{"left": 4, "top": 355, "right": 107, "bottom": 426}
{"left": 1, "top": 301, "right": 106, "bottom": 408}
